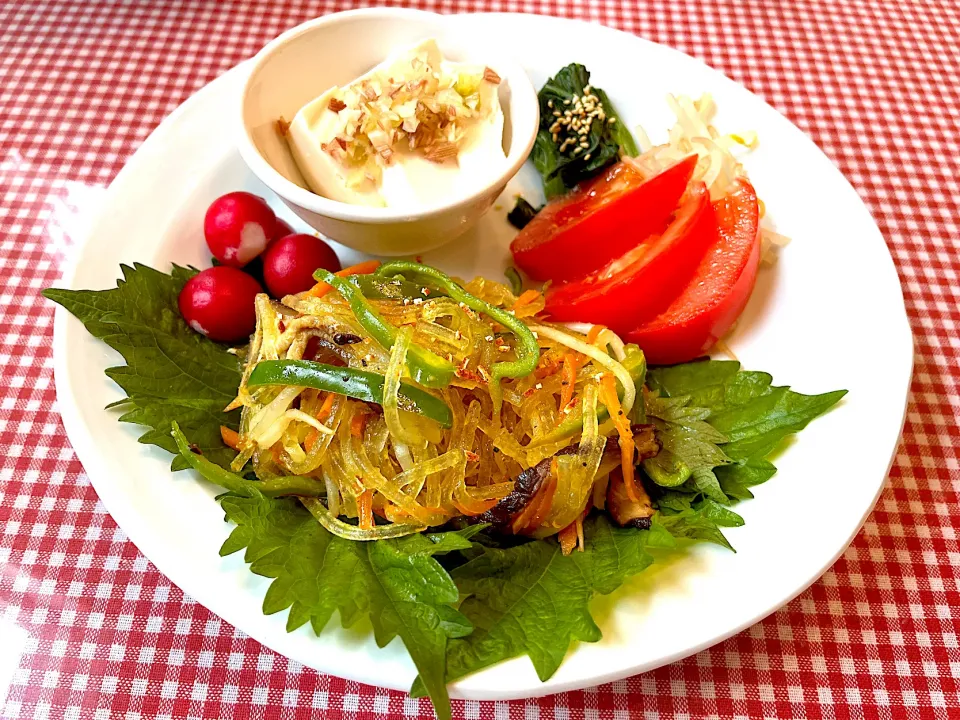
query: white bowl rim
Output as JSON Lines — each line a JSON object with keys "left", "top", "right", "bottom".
{"left": 237, "top": 7, "right": 540, "bottom": 225}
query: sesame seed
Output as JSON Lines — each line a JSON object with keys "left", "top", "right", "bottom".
{"left": 553, "top": 110, "right": 561, "bottom": 117}
{"left": 485, "top": 335, "right": 494, "bottom": 342}
{"left": 535, "top": 383, "right": 543, "bottom": 390}
{"left": 608, "top": 117, "right": 617, "bottom": 124}
{"left": 412, "top": 298, "right": 423, "bottom": 305}
{"left": 584, "top": 153, "right": 591, "bottom": 161}
{"left": 580, "top": 140, "right": 590, "bottom": 148}
{"left": 563, "top": 98, "right": 571, "bottom": 105}
{"left": 584, "top": 84, "right": 592, "bottom": 93}
{"left": 547, "top": 99, "right": 554, "bottom": 108}
{"left": 574, "top": 147, "right": 583, "bottom": 155}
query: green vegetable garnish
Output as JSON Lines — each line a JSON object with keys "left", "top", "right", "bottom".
{"left": 171, "top": 422, "right": 474, "bottom": 720}
{"left": 350, "top": 274, "right": 445, "bottom": 300}
{"left": 376, "top": 261, "right": 540, "bottom": 412}
{"left": 314, "top": 269, "right": 454, "bottom": 388}
{"left": 248, "top": 360, "right": 453, "bottom": 429}
{"left": 42, "top": 264, "right": 242, "bottom": 471}
{"left": 47, "top": 264, "right": 847, "bottom": 720}
{"left": 506, "top": 197, "right": 541, "bottom": 230}
{"left": 503, "top": 266, "right": 523, "bottom": 295}
{"left": 534, "top": 63, "right": 638, "bottom": 198}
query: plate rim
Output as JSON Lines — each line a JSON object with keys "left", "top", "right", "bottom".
{"left": 51, "top": 11, "right": 913, "bottom": 700}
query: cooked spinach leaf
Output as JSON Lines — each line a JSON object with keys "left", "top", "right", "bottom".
{"left": 534, "top": 63, "right": 638, "bottom": 198}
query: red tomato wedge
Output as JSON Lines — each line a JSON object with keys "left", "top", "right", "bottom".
{"left": 544, "top": 181, "right": 716, "bottom": 330}
{"left": 510, "top": 156, "right": 698, "bottom": 282}
{"left": 626, "top": 179, "right": 762, "bottom": 364}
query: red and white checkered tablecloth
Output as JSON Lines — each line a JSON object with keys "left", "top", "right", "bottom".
{"left": 1, "top": 0, "right": 958, "bottom": 718}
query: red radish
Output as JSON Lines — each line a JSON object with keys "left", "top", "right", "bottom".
{"left": 178, "top": 266, "right": 262, "bottom": 343}
{"left": 272, "top": 217, "right": 295, "bottom": 241}
{"left": 262, "top": 233, "right": 341, "bottom": 298}
{"left": 204, "top": 192, "right": 277, "bottom": 267}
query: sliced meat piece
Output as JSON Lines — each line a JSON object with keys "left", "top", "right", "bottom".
{"left": 606, "top": 424, "right": 660, "bottom": 530}
{"left": 475, "top": 446, "right": 575, "bottom": 528}
{"left": 606, "top": 467, "right": 655, "bottom": 529}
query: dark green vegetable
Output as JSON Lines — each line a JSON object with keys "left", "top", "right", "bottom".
{"left": 534, "top": 63, "right": 638, "bottom": 198}
{"left": 375, "top": 261, "right": 540, "bottom": 409}
{"left": 506, "top": 197, "right": 541, "bottom": 230}
{"left": 172, "top": 422, "right": 255, "bottom": 495}
{"left": 314, "top": 269, "right": 454, "bottom": 388}
{"left": 172, "top": 422, "right": 326, "bottom": 498}
{"left": 351, "top": 274, "right": 445, "bottom": 301}
{"left": 54, "top": 263, "right": 848, "bottom": 720}
{"left": 172, "top": 423, "right": 474, "bottom": 720}
{"left": 248, "top": 359, "right": 453, "bottom": 428}
{"left": 255, "top": 475, "right": 328, "bottom": 498}
{"left": 503, "top": 266, "right": 523, "bottom": 295}
{"left": 42, "top": 264, "right": 242, "bottom": 472}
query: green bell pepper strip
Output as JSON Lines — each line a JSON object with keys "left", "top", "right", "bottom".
{"left": 314, "top": 269, "right": 454, "bottom": 388}
{"left": 642, "top": 450, "right": 692, "bottom": 487}
{"left": 535, "top": 348, "right": 646, "bottom": 446}
{"left": 350, "top": 274, "right": 445, "bottom": 301}
{"left": 173, "top": 423, "right": 330, "bottom": 498}
{"left": 248, "top": 359, "right": 453, "bottom": 429}
{"left": 376, "top": 261, "right": 541, "bottom": 413}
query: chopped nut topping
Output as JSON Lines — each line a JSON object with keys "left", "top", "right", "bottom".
{"left": 483, "top": 67, "right": 501, "bottom": 84}
{"left": 423, "top": 140, "right": 458, "bottom": 163}
{"left": 304, "top": 46, "right": 499, "bottom": 182}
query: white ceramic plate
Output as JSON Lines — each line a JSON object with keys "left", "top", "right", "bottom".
{"left": 52, "top": 13, "right": 911, "bottom": 700}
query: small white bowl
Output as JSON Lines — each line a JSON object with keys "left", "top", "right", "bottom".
{"left": 238, "top": 8, "right": 539, "bottom": 256}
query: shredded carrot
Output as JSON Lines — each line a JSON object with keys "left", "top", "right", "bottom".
{"left": 350, "top": 412, "right": 369, "bottom": 438}
{"left": 309, "top": 260, "right": 382, "bottom": 298}
{"left": 558, "top": 522, "right": 578, "bottom": 556}
{"left": 586, "top": 324, "right": 605, "bottom": 345}
{"left": 600, "top": 373, "right": 639, "bottom": 503}
{"left": 304, "top": 429, "right": 319, "bottom": 452}
{"left": 357, "top": 490, "right": 374, "bottom": 530}
{"left": 271, "top": 443, "right": 284, "bottom": 465}
{"left": 315, "top": 392, "right": 336, "bottom": 421}
{"left": 511, "top": 289, "right": 541, "bottom": 311}
{"left": 452, "top": 495, "right": 499, "bottom": 517}
{"left": 220, "top": 425, "right": 240, "bottom": 451}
